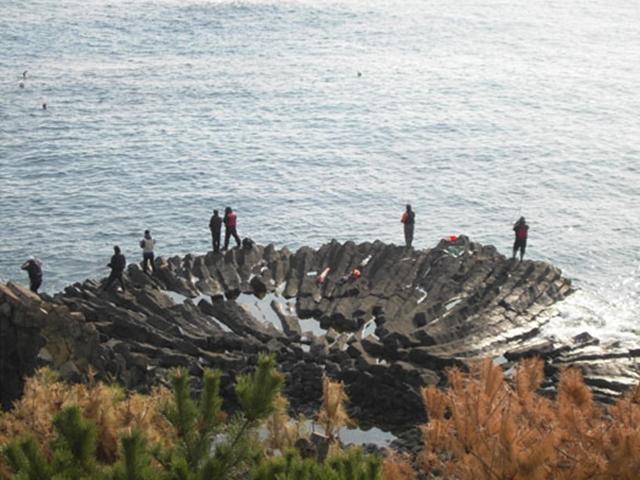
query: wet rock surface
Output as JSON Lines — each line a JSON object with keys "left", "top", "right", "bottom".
{"left": 1, "top": 237, "right": 638, "bottom": 444}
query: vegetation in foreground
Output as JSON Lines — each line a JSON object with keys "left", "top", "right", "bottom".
{"left": 2, "top": 354, "right": 640, "bottom": 479}
{"left": 0, "top": 354, "right": 411, "bottom": 480}
{"left": 421, "top": 357, "right": 640, "bottom": 479}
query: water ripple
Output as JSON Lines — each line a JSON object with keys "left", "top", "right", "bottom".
{"left": 1, "top": 0, "right": 639, "bottom": 343}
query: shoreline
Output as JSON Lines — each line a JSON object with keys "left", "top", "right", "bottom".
{"left": 1, "top": 237, "right": 639, "bottom": 448}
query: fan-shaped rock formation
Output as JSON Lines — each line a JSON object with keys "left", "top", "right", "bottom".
{"left": 2, "top": 237, "right": 638, "bottom": 433}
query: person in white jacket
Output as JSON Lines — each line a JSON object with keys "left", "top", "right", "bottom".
{"left": 140, "top": 230, "right": 156, "bottom": 274}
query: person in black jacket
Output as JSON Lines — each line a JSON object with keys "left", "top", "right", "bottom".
{"left": 103, "top": 245, "right": 126, "bottom": 292}
{"left": 209, "top": 209, "right": 222, "bottom": 253}
{"left": 21, "top": 257, "right": 43, "bottom": 293}
{"left": 401, "top": 204, "right": 415, "bottom": 248}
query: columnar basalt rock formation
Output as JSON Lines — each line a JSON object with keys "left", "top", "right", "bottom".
{"left": 1, "top": 238, "right": 638, "bottom": 431}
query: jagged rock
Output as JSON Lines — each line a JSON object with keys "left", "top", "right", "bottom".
{"left": 504, "top": 339, "right": 560, "bottom": 362}
{"left": 2, "top": 239, "right": 637, "bottom": 441}
{"left": 199, "top": 299, "right": 281, "bottom": 341}
{"left": 195, "top": 278, "right": 225, "bottom": 300}
{"left": 271, "top": 300, "right": 301, "bottom": 338}
{"left": 249, "top": 276, "right": 268, "bottom": 298}
{"left": 572, "top": 331, "right": 600, "bottom": 347}
{"left": 361, "top": 337, "right": 385, "bottom": 358}
{"left": 215, "top": 261, "right": 241, "bottom": 297}
{"left": 59, "top": 360, "right": 83, "bottom": 383}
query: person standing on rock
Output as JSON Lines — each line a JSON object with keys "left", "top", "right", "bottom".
{"left": 209, "top": 209, "right": 222, "bottom": 253}
{"left": 139, "top": 230, "right": 156, "bottom": 274}
{"left": 223, "top": 206, "right": 241, "bottom": 250}
{"left": 21, "top": 257, "right": 43, "bottom": 293}
{"left": 401, "top": 204, "right": 415, "bottom": 248}
{"left": 103, "top": 246, "right": 126, "bottom": 292}
{"left": 512, "top": 216, "right": 529, "bottom": 261}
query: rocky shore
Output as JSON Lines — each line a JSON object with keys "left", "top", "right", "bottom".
{"left": 1, "top": 237, "right": 639, "bottom": 448}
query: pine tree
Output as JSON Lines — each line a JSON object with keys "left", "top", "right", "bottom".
{"left": 250, "top": 447, "right": 382, "bottom": 480}
{"left": 1, "top": 353, "right": 390, "bottom": 480}
{"left": 160, "top": 353, "right": 283, "bottom": 480}
{"left": 50, "top": 406, "right": 99, "bottom": 476}
{"left": 235, "top": 353, "right": 284, "bottom": 422}
{"left": 3, "top": 436, "right": 52, "bottom": 480}
{"left": 111, "top": 430, "right": 155, "bottom": 480}
{"left": 160, "top": 367, "right": 224, "bottom": 479}
{"left": 4, "top": 406, "right": 106, "bottom": 480}
{"left": 203, "top": 352, "right": 284, "bottom": 479}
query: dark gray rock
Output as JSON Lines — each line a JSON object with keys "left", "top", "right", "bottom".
{"left": 249, "top": 276, "right": 268, "bottom": 298}
{"left": 2, "top": 239, "right": 636, "bottom": 449}
{"left": 271, "top": 300, "right": 302, "bottom": 338}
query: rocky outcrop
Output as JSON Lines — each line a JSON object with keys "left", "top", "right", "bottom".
{"left": 1, "top": 238, "right": 638, "bottom": 431}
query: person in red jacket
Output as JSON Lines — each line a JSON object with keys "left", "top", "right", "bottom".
{"left": 222, "top": 206, "right": 241, "bottom": 250}
{"left": 512, "top": 216, "right": 529, "bottom": 261}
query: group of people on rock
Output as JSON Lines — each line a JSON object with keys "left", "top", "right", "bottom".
{"left": 19, "top": 204, "right": 529, "bottom": 294}
{"left": 99, "top": 231, "right": 157, "bottom": 294}
{"left": 20, "top": 206, "right": 243, "bottom": 294}
{"left": 97, "top": 206, "right": 243, "bottom": 294}
{"left": 209, "top": 206, "right": 241, "bottom": 253}
{"left": 399, "top": 204, "right": 529, "bottom": 261}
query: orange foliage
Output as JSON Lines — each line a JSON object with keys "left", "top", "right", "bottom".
{"left": 382, "top": 451, "right": 416, "bottom": 480}
{"left": 0, "top": 368, "right": 173, "bottom": 467}
{"left": 316, "top": 376, "right": 353, "bottom": 443}
{"left": 420, "top": 357, "right": 640, "bottom": 479}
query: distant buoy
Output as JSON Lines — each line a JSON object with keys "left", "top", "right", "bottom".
{"left": 357, "top": 71, "right": 362, "bottom": 77}
{"left": 19, "top": 81, "right": 24, "bottom": 88}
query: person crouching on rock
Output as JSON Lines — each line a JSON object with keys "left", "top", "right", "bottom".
{"left": 222, "top": 206, "right": 241, "bottom": 250}
{"left": 21, "top": 256, "right": 43, "bottom": 293}
{"left": 401, "top": 204, "right": 415, "bottom": 248}
{"left": 337, "top": 268, "right": 361, "bottom": 286}
{"left": 512, "top": 216, "right": 529, "bottom": 261}
{"left": 139, "top": 230, "right": 156, "bottom": 274}
{"left": 103, "top": 245, "right": 126, "bottom": 292}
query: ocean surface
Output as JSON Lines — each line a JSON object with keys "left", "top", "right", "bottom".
{"left": 1, "top": 0, "right": 639, "bottom": 346}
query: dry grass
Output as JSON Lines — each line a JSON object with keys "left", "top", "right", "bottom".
{"left": 0, "top": 368, "right": 173, "bottom": 470}
{"left": 420, "top": 357, "right": 640, "bottom": 480}
{"left": 316, "top": 376, "right": 353, "bottom": 445}
{"left": 382, "top": 451, "right": 416, "bottom": 480}
{"left": 263, "top": 393, "right": 306, "bottom": 453}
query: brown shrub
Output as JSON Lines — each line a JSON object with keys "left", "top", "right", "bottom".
{"left": 316, "top": 376, "right": 353, "bottom": 444}
{"left": 382, "top": 451, "right": 416, "bottom": 480}
{"left": 419, "top": 357, "right": 640, "bottom": 479}
{"left": 263, "top": 393, "right": 306, "bottom": 452}
{"left": 0, "top": 368, "right": 173, "bottom": 468}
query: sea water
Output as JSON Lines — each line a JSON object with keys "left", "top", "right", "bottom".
{"left": 1, "top": 0, "right": 639, "bottom": 345}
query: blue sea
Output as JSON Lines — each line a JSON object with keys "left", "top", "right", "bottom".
{"left": 1, "top": 0, "right": 639, "bottom": 345}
